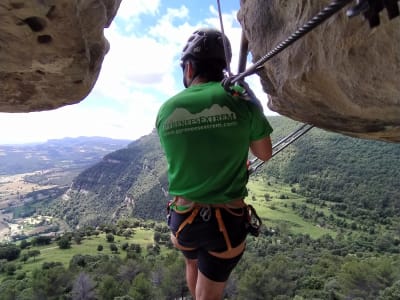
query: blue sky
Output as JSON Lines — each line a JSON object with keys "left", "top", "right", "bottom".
{"left": 0, "top": 0, "right": 277, "bottom": 145}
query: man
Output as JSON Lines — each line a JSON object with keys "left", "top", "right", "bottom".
{"left": 156, "top": 28, "right": 273, "bottom": 300}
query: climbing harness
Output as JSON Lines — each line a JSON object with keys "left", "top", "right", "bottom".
{"left": 167, "top": 196, "right": 260, "bottom": 258}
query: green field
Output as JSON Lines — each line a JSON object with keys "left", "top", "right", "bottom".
{"left": 247, "top": 177, "right": 337, "bottom": 238}
{"left": 17, "top": 228, "right": 159, "bottom": 275}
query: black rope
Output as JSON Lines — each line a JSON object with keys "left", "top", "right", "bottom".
{"left": 228, "top": 0, "right": 354, "bottom": 85}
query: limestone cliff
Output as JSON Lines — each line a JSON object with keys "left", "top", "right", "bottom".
{"left": 0, "top": 0, "right": 121, "bottom": 112}
{"left": 238, "top": 0, "right": 400, "bottom": 142}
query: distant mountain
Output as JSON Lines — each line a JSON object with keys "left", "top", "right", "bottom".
{"left": 0, "top": 137, "right": 131, "bottom": 175}
{"left": 45, "top": 117, "right": 400, "bottom": 229}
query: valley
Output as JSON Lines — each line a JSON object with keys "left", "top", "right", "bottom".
{"left": 0, "top": 137, "right": 131, "bottom": 242}
{"left": 0, "top": 170, "right": 69, "bottom": 242}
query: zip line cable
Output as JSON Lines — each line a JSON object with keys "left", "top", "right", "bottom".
{"left": 248, "top": 124, "right": 314, "bottom": 175}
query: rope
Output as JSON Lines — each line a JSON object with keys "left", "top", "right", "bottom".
{"left": 227, "top": 0, "right": 353, "bottom": 85}
{"left": 216, "top": 0, "right": 233, "bottom": 76}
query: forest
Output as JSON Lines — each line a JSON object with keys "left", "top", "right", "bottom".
{"left": 1, "top": 213, "right": 399, "bottom": 299}
{"left": 0, "top": 116, "right": 400, "bottom": 299}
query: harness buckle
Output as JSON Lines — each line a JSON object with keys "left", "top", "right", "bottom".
{"left": 199, "top": 206, "right": 212, "bottom": 222}
{"left": 246, "top": 204, "right": 262, "bottom": 237}
{"left": 166, "top": 200, "right": 172, "bottom": 224}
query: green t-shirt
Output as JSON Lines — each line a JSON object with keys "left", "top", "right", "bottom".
{"left": 156, "top": 81, "right": 273, "bottom": 204}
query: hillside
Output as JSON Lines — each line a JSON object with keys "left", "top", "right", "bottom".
{"left": 45, "top": 117, "right": 400, "bottom": 234}
{"left": 261, "top": 118, "right": 400, "bottom": 233}
{"left": 47, "top": 131, "right": 168, "bottom": 227}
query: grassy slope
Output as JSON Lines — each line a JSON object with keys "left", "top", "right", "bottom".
{"left": 6, "top": 176, "right": 340, "bottom": 280}
{"left": 247, "top": 177, "right": 337, "bottom": 238}
{"left": 13, "top": 228, "right": 160, "bottom": 276}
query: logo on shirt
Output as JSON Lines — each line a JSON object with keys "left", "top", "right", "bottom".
{"left": 163, "top": 104, "right": 238, "bottom": 135}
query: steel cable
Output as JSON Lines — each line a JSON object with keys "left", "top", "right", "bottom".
{"left": 229, "top": 0, "right": 354, "bottom": 85}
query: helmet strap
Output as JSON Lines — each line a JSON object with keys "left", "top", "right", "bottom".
{"left": 182, "top": 60, "right": 200, "bottom": 88}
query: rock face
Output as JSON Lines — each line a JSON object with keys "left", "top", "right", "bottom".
{"left": 0, "top": 0, "right": 121, "bottom": 112}
{"left": 238, "top": 0, "right": 400, "bottom": 142}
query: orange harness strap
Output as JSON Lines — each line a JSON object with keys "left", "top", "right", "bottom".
{"left": 175, "top": 206, "right": 200, "bottom": 239}
{"left": 208, "top": 208, "right": 246, "bottom": 259}
{"left": 170, "top": 234, "right": 196, "bottom": 251}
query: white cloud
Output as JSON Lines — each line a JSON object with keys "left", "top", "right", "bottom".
{"left": 116, "top": 0, "right": 160, "bottom": 20}
{"left": 0, "top": 1, "right": 277, "bottom": 145}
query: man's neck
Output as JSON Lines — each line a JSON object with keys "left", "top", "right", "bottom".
{"left": 190, "top": 76, "right": 208, "bottom": 86}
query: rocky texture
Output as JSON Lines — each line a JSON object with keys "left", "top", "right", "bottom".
{"left": 0, "top": 0, "right": 121, "bottom": 112}
{"left": 238, "top": 0, "right": 400, "bottom": 142}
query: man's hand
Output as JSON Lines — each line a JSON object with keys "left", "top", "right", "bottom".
{"left": 221, "top": 78, "right": 264, "bottom": 112}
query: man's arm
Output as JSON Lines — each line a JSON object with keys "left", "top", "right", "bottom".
{"left": 250, "top": 136, "right": 272, "bottom": 161}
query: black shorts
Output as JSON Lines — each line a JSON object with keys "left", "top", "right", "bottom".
{"left": 168, "top": 206, "right": 248, "bottom": 282}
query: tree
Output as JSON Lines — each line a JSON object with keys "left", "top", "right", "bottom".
{"left": 31, "top": 264, "right": 72, "bottom": 299}
{"left": 32, "top": 236, "right": 52, "bottom": 246}
{"left": 128, "top": 273, "right": 156, "bottom": 300}
{"left": 58, "top": 237, "right": 71, "bottom": 249}
{"left": 146, "top": 244, "right": 160, "bottom": 256}
{"left": 110, "top": 243, "right": 118, "bottom": 253}
{"left": 28, "top": 249, "right": 40, "bottom": 262}
{"left": 74, "top": 233, "right": 82, "bottom": 245}
{"left": 121, "top": 242, "right": 129, "bottom": 251}
{"left": 20, "top": 253, "right": 29, "bottom": 263}
{"left": 19, "top": 239, "right": 30, "bottom": 249}
{"left": 158, "top": 254, "right": 188, "bottom": 299}
{"left": 71, "top": 272, "right": 97, "bottom": 300}
{"left": 338, "top": 258, "right": 385, "bottom": 299}
{"left": 154, "top": 232, "right": 162, "bottom": 244}
{"left": 106, "top": 233, "right": 114, "bottom": 243}
{"left": 117, "top": 261, "right": 142, "bottom": 283}
{"left": 379, "top": 280, "right": 400, "bottom": 300}
{"left": 6, "top": 263, "right": 16, "bottom": 275}
{"left": 97, "top": 244, "right": 103, "bottom": 251}
{"left": 0, "top": 243, "right": 21, "bottom": 261}
{"left": 123, "top": 229, "right": 132, "bottom": 239}
{"left": 97, "top": 275, "right": 123, "bottom": 300}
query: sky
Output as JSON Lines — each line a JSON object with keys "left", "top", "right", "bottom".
{"left": 0, "top": 0, "right": 277, "bottom": 145}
